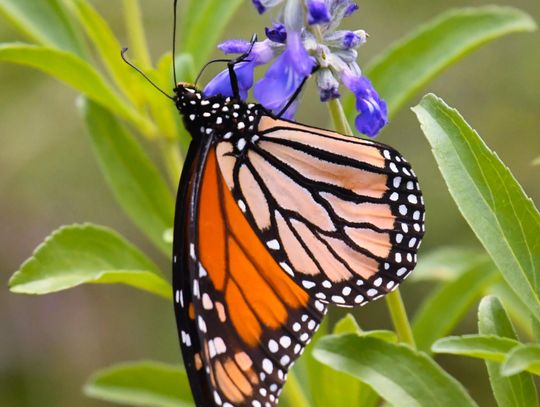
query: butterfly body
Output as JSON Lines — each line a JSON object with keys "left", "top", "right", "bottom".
{"left": 176, "top": 84, "right": 266, "bottom": 150}
{"left": 172, "top": 83, "right": 424, "bottom": 407}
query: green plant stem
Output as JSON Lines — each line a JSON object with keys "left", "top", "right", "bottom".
{"left": 282, "top": 370, "right": 311, "bottom": 407}
{"left": 327, "top": 98, "right": 354, "bottom": 135}
{"left": 386, "top": 290, "right": 416, "bottom": 348}
{"left": 325, "top": 97, "right": 416, "bottom": 349}
{"left": 123, "top": 0, "right": 151, "bottom": 69}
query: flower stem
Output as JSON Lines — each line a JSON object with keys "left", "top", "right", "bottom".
{"left": 123, "top": 0, "right": 152, "bottom": 69}
{"left": 325, "top": 97, "right": 416, "bottom": 349}
{"left": 327, "top": 98, "right": 354, "bottom": 136}
{"left": 385, "top": 290, "right": 416, "bottom": 348}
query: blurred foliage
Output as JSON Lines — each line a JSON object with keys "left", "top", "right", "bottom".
{"left": 1, "top": 0, "right": 539, "bottom": 406}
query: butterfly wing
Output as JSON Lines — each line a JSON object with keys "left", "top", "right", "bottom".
{"left": 215, "top": 115, "right": 425, "bottom": 307}
{"left": 174, "top": 137, "right": 327, "bottom": 407}
{"left": 173, "top": 141, "right": 215, "bottom": 406}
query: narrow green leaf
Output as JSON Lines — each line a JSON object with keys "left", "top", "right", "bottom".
{"left": 413, "top": 94, "right": 540, "bottom": 321}
{"left": 8, "top": 224, "right": 171, "bottom": 299}
{"left": 182, "top": 0, "right": 244, "bottom": 67}
{"left": 413, "top": 260, "right": 499, "bottom": 352}
{"left": 79, "top": 98, "right": 174, "bottom": 255}
{"left": 313, "top": 335, "right": 478, "bottom": 407}
{"left": 347, "top": 6, "right": 536, "bottom": 118}
{"left": 411, "top": 247, "right": 489, "bottom": 282}
{"left": 122, "top": 0, "right": 152, "bottom": 69}
{"left": 488, "top": 283, "right": 535, "bottom": 340}
{"left": 531, "top": 315, "right": 540, "bottom": 343}
{"left": 502, "top": 345, "right": 540, "bottom": 377}
{"left": 68, "top": 0, "right": 147, "bottom": 107}
{"left": 432, "top": 335, "right": 519, "bottom": 362}
{"left": 84, "top": 361, "right": 193, "bottom": 407}
{"left": 478, "top": 296, "right": 539, "bottom": 407}
{"left": 0, "top": 0, "right": 86, "bottom": 56}
{"left": 0, "top": 43, "right": 154, "bottom": 134}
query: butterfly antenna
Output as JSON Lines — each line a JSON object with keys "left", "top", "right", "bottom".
{"left": 172, "top": 0, "right": 179, "bottom": 85}
{"left": 121, "top": 48, "right": 174, "bottom": 100}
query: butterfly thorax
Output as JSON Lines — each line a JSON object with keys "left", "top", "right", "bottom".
{"left": 174, "top": 84, "right": 264, "bottom": 150}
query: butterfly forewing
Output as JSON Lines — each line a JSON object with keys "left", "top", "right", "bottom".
{"left": 215, "top": 116, "right": 425, "bottom": 308}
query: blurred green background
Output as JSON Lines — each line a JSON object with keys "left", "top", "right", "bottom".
{"left": 1, "top": 0, "right": 539, "bottom": 405}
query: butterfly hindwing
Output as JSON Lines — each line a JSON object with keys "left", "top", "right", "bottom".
{"left": 173, "top": 141, "right": 215, "bottom": 407}
{"left": 175, "top": 136, "right": 327, "bottom": 407}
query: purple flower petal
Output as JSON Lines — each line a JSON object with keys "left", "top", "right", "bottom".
{"left": 252, "top": 0, "right": 266, "bottom": 13}
{"left": 265, "top": 22, "right": 287, "bottom": 43}
{"left": 345, "top": 2, "right": 359, "bottom": 16}
{"left": 342, "top": 31, "right": 362, "bottom": 48}
{"left": 306, "top": 0, "right": 331, "bottom": 25}
{"left": 342, "top": 72, "right": 388, "bottom": 137}
{"left": 320, "top": 87, "right": 341, "bottom": 102}
{"left": 254, "top": 32, "right": 315, "bottom": 116}
{"left": 287, "top": 32, "right": 316, "bottom": 77}
{"left": 218, "top": 39, "right": 251, "bottom": 54}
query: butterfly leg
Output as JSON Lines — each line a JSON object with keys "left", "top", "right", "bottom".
{"left": 227, "top": 34, "right": 258, "bottom": 100}
{"left": 276, "top": 76, "right": 309, "bottom": 118}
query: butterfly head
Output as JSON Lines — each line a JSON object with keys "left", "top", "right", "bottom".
{"left": 174, "top": 82, "right": 204, "bottom": 112}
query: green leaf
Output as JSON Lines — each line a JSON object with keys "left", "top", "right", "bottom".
{"left": 413, "top": 94, "right": 540, "bottom": 322}
{"left": 8, "top": 224, "right": 171, "bottom": 299}
{"left": 0, "top": 43, "right": 154, "bottom": 134}
{"left": 310, "top": 316, "right": 379, "bottom": 407}
{"left": 532, "top": 156, "right": 540, "bottom": 166}
{"left": 478, "top": 296, "right": 539, "bottom": 407}
{"left": 122, "top": 0, "right": 152, "bottom": 69}
{"left": 502, "top": 345, "right": 540, "bottom": 377}
{"left": 0, "top": 0, "right": 86, "bottom": 56}
{"left": 432, "top": 334, "right": 519, "bottom": 362}
{"left": 488, "top": 283, "right": 535, "bottom": 340}
{"left": 413, "top": 260, "right": 498, "bottom": 352}
{"left": 344, "top": 6, "right": 536, "bottom": 119}
{"left": 313, "top": 334, "right": 478, "bottom": 407}
{"left": 84, "top": 361, "right": 193, "bottom": 407}
{"left": 68, "top": 0, "right": 146, "bottom": 107}
{"left": 411, "top": 247, "right": 489, "bottom": 282}
{"left": 333, "top": 313, "right": 361, "bottom": 335}
{"left": 79, "top": 98, "right": 174, "bottom": 255}
{"left": 181, "top": 0, "right": 244, "bottom": 67}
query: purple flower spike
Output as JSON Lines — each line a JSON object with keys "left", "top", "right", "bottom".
{"left": 254, "top": 33, "right": 315, "bottom": 116}
{"left": 265, "top": 22, "right": 287, "bottom": 43}
{"left": 306, "top": 0, "right": 331, "bottom": 25}
{"left": 342, "top": 72, "right": 388, "bottom": 137}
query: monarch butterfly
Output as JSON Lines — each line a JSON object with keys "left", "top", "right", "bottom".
{"left": 168, "top": 47, "right": 425, "bottom": 407}
{"left": 116, "top": 4, "right": 422, "bottom": 404}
